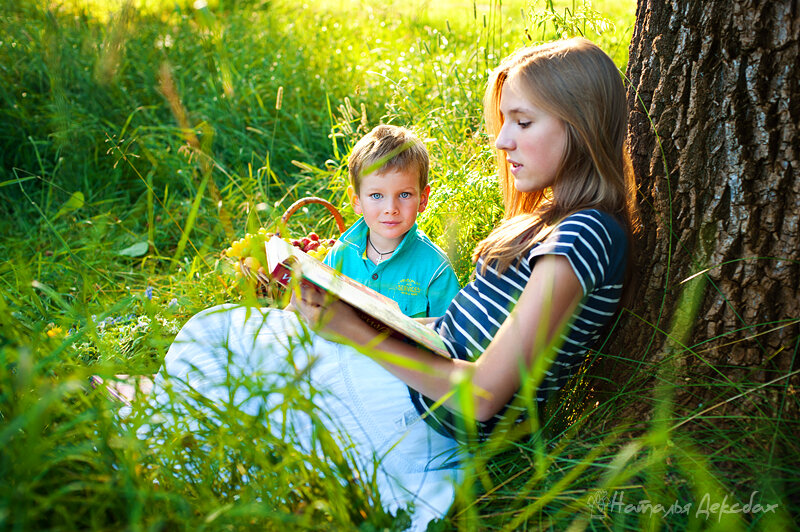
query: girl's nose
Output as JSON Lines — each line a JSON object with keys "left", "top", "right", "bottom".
{"left": 495, "top": 123, "right": 514, "bottom": 151}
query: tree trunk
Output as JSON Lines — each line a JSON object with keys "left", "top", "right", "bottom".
{"left": 608, "top": 0, "right": 799, "bottom": 418}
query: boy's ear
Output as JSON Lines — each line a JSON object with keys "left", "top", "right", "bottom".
{"left": 417, "top": 185, "right": 431, "bottom": 213}
{"left": 347, "top": 185, "right": 363, "bottom": 215}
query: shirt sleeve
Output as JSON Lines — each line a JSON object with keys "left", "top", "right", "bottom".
{"left": 426, "top": 262, "right": 462, "bottom": 317}
{"left": 527, "top": 210, "right": 625, "bottom": 296}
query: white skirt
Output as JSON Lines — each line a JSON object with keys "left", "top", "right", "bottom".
{"left": 144, "top": 303, "right": 463, "bottom": 530}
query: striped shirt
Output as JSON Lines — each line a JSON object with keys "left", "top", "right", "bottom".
{"left": 409, "top": 209, "right": 628, "bottom": 441}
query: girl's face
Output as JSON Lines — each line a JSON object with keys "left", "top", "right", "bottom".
{"left": 495, "top": 80, "right": 567, "bottom": 193}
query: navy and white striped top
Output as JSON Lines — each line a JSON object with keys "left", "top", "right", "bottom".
{"left": 409, "top": 209, "right": 628, "bottom": 441}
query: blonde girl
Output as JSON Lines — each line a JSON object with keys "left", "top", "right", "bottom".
{"left": 145, "top": 37, "right": 639, "bottom": 530}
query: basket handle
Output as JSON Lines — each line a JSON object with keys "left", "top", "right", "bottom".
{"left": 278, "top": 197, "right": 347, "bottom": 236}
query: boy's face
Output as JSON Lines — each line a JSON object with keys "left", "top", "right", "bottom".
{"left": 349, "top": 168, "right": 430, "bottom": 249}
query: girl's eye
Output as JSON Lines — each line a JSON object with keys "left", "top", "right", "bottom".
{"left": 369, "top": 193, "right": 382, "bottom": 200}
{"left": 399, "top": 192, "right": 412, "bottom": 199}
{"left": 518, "top": 121, "right": 531, "bottom": 128}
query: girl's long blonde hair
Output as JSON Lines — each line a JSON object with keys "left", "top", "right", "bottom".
{"left": 474, "top": 38, "right": 639, "bottom": 274}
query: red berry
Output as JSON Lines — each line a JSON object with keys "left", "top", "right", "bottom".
{"left": 306, "top": 241, "right": 320, "bottom": 252}
{"left": 328, "top": 239, "right": 336, "bottom": 246}
{"left": 291, "top": 239, "right": 302, "bottom": 248}
{"left": 308, "top": 232, "right": 319, "bottom": 241}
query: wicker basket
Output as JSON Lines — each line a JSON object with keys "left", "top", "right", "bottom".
{"left": 277, "top": 196, "right": 346, "bottom": 237}
{"left": 239, "top": 197, "right": 346, "bottom": 297}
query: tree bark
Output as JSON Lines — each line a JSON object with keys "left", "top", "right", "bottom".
{"left": 608, "top": 0, "right": 799, "bottom": 417}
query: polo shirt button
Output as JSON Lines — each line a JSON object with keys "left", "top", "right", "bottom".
{"left": 371, "top": 273, "right": 378, "bottom": 280}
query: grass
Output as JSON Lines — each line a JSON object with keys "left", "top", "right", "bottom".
{"left": 1, "top": 0, "right": 797, "bottom": 530}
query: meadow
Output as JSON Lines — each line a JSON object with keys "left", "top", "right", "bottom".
{"left": 0, "top": 0, "right": 795, "bottom": 530}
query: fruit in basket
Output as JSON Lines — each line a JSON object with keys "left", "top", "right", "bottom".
{"left": 222, "top": 197, "right": 344, "bottom": 296}
{"left": 225, "top": 229, "right": 337, "bottom": 269}
{"left": 280, "top": 233, "right": 337, "bottom": 259}
{"left": 242, "top": 256, "right": 262, "bottom": 271}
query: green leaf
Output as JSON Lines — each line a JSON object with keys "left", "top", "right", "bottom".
{"left": 119, "top": 241, "right": 149, "bottom": 257}
{"left": 53, "top": 191, "right": 84, "bottom": 220}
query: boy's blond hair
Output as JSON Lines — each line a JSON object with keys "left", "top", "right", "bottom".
{"left": 348, "top": 125, "right": 429, "bottom": 194}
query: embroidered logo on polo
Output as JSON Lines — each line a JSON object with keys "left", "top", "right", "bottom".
{"left": 395, "top": 278, "right": 422, "bottom": 296}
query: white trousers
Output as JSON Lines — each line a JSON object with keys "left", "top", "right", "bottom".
{"left": 145, "top": 304, "right": 463, "bottom": 530}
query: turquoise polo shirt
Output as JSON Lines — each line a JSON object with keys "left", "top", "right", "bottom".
{"left": 323, "top": 217, "right": 461, "bottom": 318}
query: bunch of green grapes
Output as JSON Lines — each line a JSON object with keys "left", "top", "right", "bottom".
{"left": 224, "top": 227, "right": 272, "bottom": 279}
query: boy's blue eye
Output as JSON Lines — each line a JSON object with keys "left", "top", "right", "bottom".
{"left": 369, "top": 193, "right": 382, "bottom": 200}
{"left": 399, "top": 192, "right": 412, "bottom": 199}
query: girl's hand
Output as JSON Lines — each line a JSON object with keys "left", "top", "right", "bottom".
{"left": 290, "top": 282, "right": 327, "bottom": 325}
{"left": 291, "top": 282, "right": 365, "bottom": 339}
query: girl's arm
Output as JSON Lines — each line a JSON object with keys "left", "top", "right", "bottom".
{"left": 294, "top": 254, "right": 583, "bottom": 422}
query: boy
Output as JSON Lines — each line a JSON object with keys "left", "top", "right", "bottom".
{"left": 324, "top": 125, "right": 460, "bottom": 318}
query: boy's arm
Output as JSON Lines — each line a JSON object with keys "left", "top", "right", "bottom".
{"left": 426, "top": 263, "right": 461, "bottom": 317}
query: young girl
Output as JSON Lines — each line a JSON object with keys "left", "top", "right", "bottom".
{"left": 144, "top": 37, "right": 638, "bottom": 530}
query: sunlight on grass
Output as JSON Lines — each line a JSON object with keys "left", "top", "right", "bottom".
{"left": 52, "top": 0, "right": 200, "bottom": 19}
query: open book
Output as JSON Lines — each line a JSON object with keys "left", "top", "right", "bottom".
{"left": 265, "top": 235, "right": 450, "bottom": 358}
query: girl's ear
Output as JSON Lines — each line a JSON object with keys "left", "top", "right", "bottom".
{"left": 417, "top": 185, "right": 431, "bottom": 213}
{"left": 347, "top": 185, "right": 363, "bottom": 215}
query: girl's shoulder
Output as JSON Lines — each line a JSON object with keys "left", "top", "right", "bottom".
{"left": 527, "top": 209, "right": 628, "bottom": 292}
{"left": 544, "top": 208, "right": 628, "bottom": 256}
{"left": 556, "top": 208, "right": 626, "bottom": 241}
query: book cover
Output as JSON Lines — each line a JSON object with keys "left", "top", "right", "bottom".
{"left": 266, "top": 235, "right": 450, "bottom": 358}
